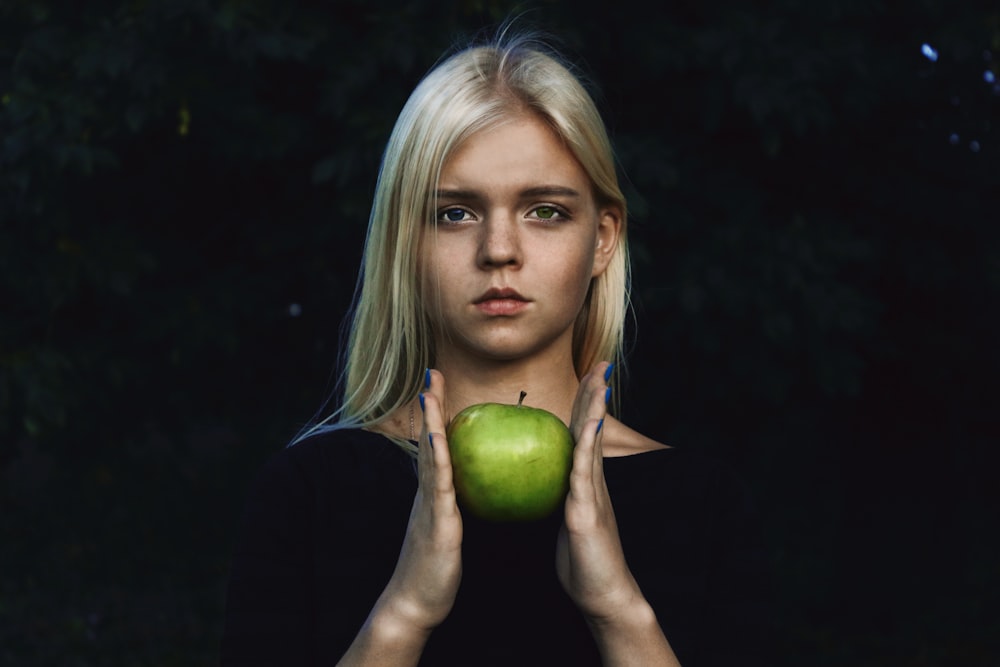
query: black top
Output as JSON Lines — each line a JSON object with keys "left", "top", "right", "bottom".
{"left": 221, "top": 429, "right": 775, "bottom": 665}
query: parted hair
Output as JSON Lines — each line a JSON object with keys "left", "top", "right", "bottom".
{"left": 293, "top": 31, "right": 630, "bottom": 451}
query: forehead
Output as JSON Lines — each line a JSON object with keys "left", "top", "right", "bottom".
{"left": 438, "top": 114, "right": 592, "bottom": 193}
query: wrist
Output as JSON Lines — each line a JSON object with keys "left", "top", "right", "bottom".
{"left": 585, "top": 594, "right": 658, "bottom": 634}
{"left": 584, "top": 597, "right": 679, "bottom": 667}
{"left": 370, "top": 595, "right": 437, "bottom": 643}
{"left": 338, "top": 600, "right": 432, "bottom": 666}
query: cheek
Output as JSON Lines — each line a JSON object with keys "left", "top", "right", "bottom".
{"left": 417, "top": 242, "right": 439, "bottom": 312}
{"left": 422, "top": 240, "right": 468, "bottom": 285}
{"left": 563, "top": 235, "right": 597, "bottom": 279}
{"left": 539, "top": 240, "right": 596, "bottom": 303}
{"left": 421, "top": 241, "right": 464, "bottom": 310}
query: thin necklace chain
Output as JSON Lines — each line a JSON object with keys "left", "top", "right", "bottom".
{"left": 409, "top": 402, "right": 415, "bottom": 441}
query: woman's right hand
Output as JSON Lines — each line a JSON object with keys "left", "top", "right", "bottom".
{"left": 376, "top": 369, "right": 463, "bottom": 634}
{"left": 338, "top": 370, "right": 461, "bottom": 665}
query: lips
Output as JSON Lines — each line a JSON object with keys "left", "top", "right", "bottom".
{"left": 474, "top": 287, "right": 530, "bottom": 316}
{"left": 474, "top": 287, "right": 528, "bottom": 304}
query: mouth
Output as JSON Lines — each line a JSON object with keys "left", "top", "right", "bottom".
{"left": 473, "top": 287, "right": 531, "bottom": 316}
{"left": 474, "top": 287, "right": 528, "bottom": 304}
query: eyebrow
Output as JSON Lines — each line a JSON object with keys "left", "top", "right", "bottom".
{"left": 435, "top": 186, "right": 583, "bottom": 200}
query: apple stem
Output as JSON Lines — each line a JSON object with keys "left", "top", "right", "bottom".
{"left": 517, "top": 390, "right": 527, "bottom": 407}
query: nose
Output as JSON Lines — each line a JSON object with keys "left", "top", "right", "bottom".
{"left": 476, "top": 212, "right": 522, "bottom": 269}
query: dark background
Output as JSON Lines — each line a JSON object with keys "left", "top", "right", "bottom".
{"left": 2, "top": 0, "right": 998, "bottom": 664}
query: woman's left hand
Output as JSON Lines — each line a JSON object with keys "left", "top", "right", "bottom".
{"left": 556, "top": 361, "right": 643, "bottom": 624}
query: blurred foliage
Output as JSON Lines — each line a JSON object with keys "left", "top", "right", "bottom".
{"left": 1, "top": 0, "right": 998, "bottom": 664}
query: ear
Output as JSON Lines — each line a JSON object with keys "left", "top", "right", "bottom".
{"left": 591, "top": 205, "right": 622, "bottom": 278}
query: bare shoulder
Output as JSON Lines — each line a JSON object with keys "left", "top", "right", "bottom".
{"left": 601, "top": 416, "right": 671, "bottom": 458}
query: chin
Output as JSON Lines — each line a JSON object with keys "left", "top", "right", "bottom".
{"left": 442, "top": 322, "right": 573, "bottom": 365}
{"left": 468, "top": 338, "right": 567, "bottom": 365}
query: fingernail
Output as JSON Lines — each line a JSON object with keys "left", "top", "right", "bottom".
{"left": 424, "top": 368, "right": 431, "bottom": 389}
{"left": 419, "top": 393, "right": 425, "bottom": 412}
{"left": 596, "top": 418, "right": 604, "bottom": 434}
{"left": 604, "top": 363, "right": 614, "bottom": 382}
{"left": 604, "top": 387, "right": 611, "bottom": 404}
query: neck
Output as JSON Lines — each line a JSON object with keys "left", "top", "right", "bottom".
{"left": 434, "top": 351, "right": 581, "bottom": 425}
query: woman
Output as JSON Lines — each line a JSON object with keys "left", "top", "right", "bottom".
{"left": 222, "top": 31, "right": 772, "bottom": 666}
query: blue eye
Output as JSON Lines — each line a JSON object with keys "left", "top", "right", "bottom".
{"left": 437, "top": 207, "right": 470, "bottom": 224}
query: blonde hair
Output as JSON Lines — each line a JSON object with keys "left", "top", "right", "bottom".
{"left": 293, "top": 32, "right": 630, "bottom": 450}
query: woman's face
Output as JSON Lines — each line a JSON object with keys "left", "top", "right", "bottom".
{"left": 422, "top": 113, "right": 620, "bottom": 368}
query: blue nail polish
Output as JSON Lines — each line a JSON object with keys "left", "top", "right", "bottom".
{"left": 604, "top": 387, "right": 612, "bottom": 404}
{"left": 419, "top": 393, "right": 425, "bottom": 412}
{"left": 424, "top": 368, "right": 431, "bottom": 389}
{"left": 604, "top": 363, "right": 614, "bottom": 382}
{"left": 596, "top": 418, "right": 604, "bottom": 434}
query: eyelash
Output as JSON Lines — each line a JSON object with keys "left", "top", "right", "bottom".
{"left": 529, "top": 205, "right": 570, "bottom": 223}
{"left": 435, "top": 205, "right": 571, "bottom": 225}
{"left": 437, "top": 207, "right": 473, "bottom": 224}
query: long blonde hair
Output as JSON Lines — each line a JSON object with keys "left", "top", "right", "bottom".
{"left": 293, "top": 32, "right": 630, "bottom": 450}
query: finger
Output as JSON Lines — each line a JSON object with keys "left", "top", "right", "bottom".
{"left": 429, "top": 428, "right": 456, "bottom": 498}
{"left": 421, "top": 369, "right": 448, "bottom": 438}
{"left": 568, "top": 417, "right": 601, "bottom": 510}
{"left": 420, "top": 371, "right": 457, "bottom": 499}
{"left": 416, "top": 372, "right": 438, "bottom": 493}
{"left": 592, "top": 416, "right": 607, "bottom": 499}
{"left": 569, "top": 362, "right": 604, "bottom": 424}
{"left": 571, "top": 362, "right": 612, "bottom": 443}
{"left": 416, "top": 393, "right": 434, "bottom": 490}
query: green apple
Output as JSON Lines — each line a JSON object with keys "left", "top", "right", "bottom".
{"left": 446, "top": 391, "right": 574, "bottom": 521}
